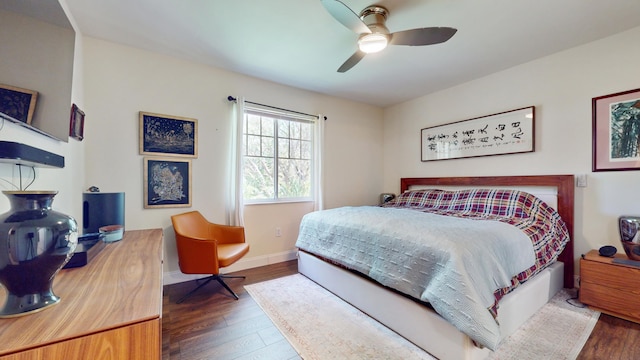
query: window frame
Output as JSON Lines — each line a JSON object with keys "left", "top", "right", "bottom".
{"left": 242, "top": 107, "right": 315, "bottom": 204}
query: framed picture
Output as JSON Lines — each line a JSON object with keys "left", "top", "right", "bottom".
{"left": 139, "top": 111, "right": 198, "bottom": 158}
{"left": 144, "top": 157, "right": 192, "bottom": 208}
{"left": 593, "top": 88, "right": 640, "bottom": 172}
{"left": 69, "top": 103, "right": 85, "bottom": 140}
{"left": 0, "top": 84, "right": 38, "bottom": 125}
{"left": 421, "top": 106, "right": 535, "bottom": 161}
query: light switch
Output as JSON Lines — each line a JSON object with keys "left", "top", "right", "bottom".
{"left": 576, "top": 174, "right": 587, "bottom": 187}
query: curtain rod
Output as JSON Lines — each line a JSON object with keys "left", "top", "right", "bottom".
{"left": 227, "top": 96, "right": 327, "bottom": 120}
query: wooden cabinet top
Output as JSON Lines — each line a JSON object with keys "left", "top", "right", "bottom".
{"left": 582, "top": 249, "right": 640, "bottom": 268}
{"left": 0, "top": 229, "right": 164, "bottom": 356}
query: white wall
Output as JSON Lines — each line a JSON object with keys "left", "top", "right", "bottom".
{"left": 9, "top": 15, "right": 634, "bottom": 285}
{"left": 0, "top": 7, "right": 85, "bottom": 232}
{"left": 81, "top": 37, "right": 384, "bottom": 282}
{"left": 0, "top": 124, "right": 82, "bottom": 216}
{"left": 0, "top": 9, "right": 75, "bottom": 142}
{"left": 383, "top": 26, "right": 640, "bottom": 275}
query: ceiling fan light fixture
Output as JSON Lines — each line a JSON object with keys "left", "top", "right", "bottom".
{"left": 358, "top": 33, "right": 388, "bottom": 53}
{"left": 323, "top": 1, "right": 456, "bottom": 72}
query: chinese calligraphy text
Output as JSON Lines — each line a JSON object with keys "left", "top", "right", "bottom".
{"left": 421, "top": 106, "right": 535, "bottom": 161}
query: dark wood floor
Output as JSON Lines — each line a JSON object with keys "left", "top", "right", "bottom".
{"left": 162, "top": 261, "right": 300, "bottom": 360}
{"left": 578, "top": 313, "right": 640, "bottom": 359}
{"left": 163, "top": 260, "right": 640, "bottom": 360}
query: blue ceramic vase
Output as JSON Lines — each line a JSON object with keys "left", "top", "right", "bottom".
{"left": 0, "top": 191, "right": 78, "bottom": 317}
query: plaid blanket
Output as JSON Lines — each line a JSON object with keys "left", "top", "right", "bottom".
{"left": 382, "top": 188, "right": 570, "bottom": 314}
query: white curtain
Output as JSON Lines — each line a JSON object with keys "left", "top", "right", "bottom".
{"left": 227, "top": 97, "right": 245, "bottom": 226}
{"left": 313, "top": 114, "right": 325, "bottom": 211}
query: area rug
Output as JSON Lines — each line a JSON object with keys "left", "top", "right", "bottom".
{"left": 245, "top": 274, "right": 599, "bottom": 360}
{"left": 488, "top": 288, "right": 600, "bottom": 360}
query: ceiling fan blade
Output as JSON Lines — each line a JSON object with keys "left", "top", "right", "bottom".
{"left": 389, "top": 27, "right": 457, "bottom": 46}
{"left": 321, "top": 0, "right": 371, "bottom": 34}
{"left": 337, "top": 50, "right": 366, "bottom": 73}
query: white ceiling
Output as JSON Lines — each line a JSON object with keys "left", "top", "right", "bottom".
{"left": 48, "top": 1, "right": 640, "bottom": 106}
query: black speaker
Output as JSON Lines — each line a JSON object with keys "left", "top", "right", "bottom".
{"left": 82, "top": 192, "right": 125, "bottom": 234}
{"left": 598, "top": 245, "right": 617, "bottom": 257}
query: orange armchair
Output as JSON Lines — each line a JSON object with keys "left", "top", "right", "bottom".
{"left": 171, "top": 211, "right": 250, "bottom": 303}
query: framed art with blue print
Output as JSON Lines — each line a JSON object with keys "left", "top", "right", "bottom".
{"left": 0, "top": 83, "right": 38, "bottom": 125}
{"left": 143, "top": 157, "right": 192, "bottom": 209}
{"left": 139, "top": 111, "right": 198, "bottom": 158}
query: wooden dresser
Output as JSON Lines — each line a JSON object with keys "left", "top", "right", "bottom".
{"left": 0, "top": 229, "right": 164, "bottom": 359}
{"left": 579, "top": 249, "right": 640, "bottom": 324}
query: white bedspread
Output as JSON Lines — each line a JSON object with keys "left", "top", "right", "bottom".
{"left": 295, "top": 206, "right": 536, "bottom": 350}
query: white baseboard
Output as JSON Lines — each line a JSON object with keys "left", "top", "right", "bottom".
{"left": 163, "top": 249, "right": 298, "bottom": 286}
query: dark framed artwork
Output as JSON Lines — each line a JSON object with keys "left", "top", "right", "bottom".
{"left": 139, "top": 111, "right": 198, "bottom": 158}
{"left": 593, "top": 88, "right": 640, "bottom": 172}
{"left": 421, "top": 106, "right": 535, "bottom": 161}
{"left": 0, "top": 84, "right": 38, "bottom": 125}
{"left": 144, "top": 157, "right": 192, "bottom": 208}
{"left": 69, "top": 103, "right": 85, "bottom": 140}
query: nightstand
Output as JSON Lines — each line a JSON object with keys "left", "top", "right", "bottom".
{"left": 579, "top": 249, "right": 640, "bottom": 324}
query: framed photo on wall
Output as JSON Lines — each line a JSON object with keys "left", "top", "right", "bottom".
{"left": 69, "top": 103, "right": 85, "bottom": 140}
{"left": 139, "top": 111, "right": 198, "bottom": 158}
{"left": 143, "top": 157, "right": 192, "bottom": 208}
{"left": 0, "top": 83, "right": 38, "bottom": 125}
{"left": 593, "top": 87, "right": 640, "bottom": 171}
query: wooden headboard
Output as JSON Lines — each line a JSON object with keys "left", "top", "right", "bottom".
{"left": 400, "top": 175, "right": 575, "bottom": 288}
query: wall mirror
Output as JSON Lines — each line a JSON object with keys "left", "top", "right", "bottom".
{"left": 0, "top": 0, "right": 75, "bottom": 142}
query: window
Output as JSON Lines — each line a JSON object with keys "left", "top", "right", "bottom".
{"left": 242, "top": 108, "right": 315, "bottom": 203}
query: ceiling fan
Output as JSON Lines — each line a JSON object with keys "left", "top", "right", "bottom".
{"left": 321, "top": 0, "right": 457, "bottom": 73}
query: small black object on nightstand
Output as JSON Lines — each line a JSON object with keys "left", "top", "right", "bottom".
{"left": 598, "top": 245, "right": 617, "bottom": 257}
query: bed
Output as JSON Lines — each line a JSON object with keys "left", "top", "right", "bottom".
{"left": 296, "top": 175, "right": 574, "bottom": 360}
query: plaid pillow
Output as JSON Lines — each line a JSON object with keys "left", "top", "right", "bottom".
{"left": 382, "top": 188, "right": 531, "bottom": 218}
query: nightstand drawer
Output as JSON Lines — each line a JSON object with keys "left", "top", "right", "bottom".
{"left": 580, "top": 281, "right": 640, "bottom": 320}
{"left": 580, "top": 259, "right": 640, "bottom": 291}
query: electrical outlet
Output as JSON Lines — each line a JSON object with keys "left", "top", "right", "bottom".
{"left": 275, "top": 227, "right": 282, "bottom": 237}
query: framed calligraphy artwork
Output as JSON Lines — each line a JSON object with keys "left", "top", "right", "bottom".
{"left": 421, "top": 106, "right": 535, "bottom": 162}
{"left": 592, "top": 87, "right": 640, "bottom": 172}
{"left": 139, "top": 111, "right": 198, "bottom": 158}
{"left": 143, "top": 157, "right": 192, "bottom": 208}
